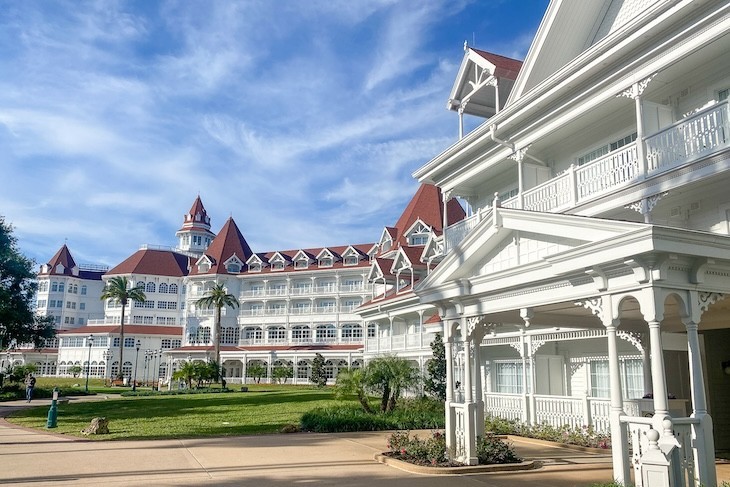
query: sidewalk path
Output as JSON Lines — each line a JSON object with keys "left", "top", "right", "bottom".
{"left": 0, "top": 398, "right": 727, "bottom": 486}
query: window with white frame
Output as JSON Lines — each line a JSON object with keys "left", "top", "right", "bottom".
{"left": 495, "top": 362, "right": 524, "bottom": 394}
{"left": 146, "top": 282, "right": 156, "bottom": 293}
{"left": 79, "top": 302, "right": 85, "bottom": 310}
{"left": 124, "top": 337, "right": 135, "bottom": 348}
{"left": 577, "top": 132, "right": 637, "bottom": 166}
{"left": 249, "top": 262, "right": 261, "bottom": 272}
{"left": 169, "top": 284, "right": 178, "bottom": 294}
{"left": 589, "top": 358, "right": 644, "bottom": 399}
{"left": 318, "top": 257, "right": 332, "bottom": 267}
{"left": 294, "top": 259, "right": 308, "bottom": 269}
{"left": 343, "top": 256, "right": 358, "bottom": 266}
{"left": 159, "top": 283, "right": 168, "bottom": 293}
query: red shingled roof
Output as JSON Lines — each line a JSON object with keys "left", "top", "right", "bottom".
{"left": 392, "top": 184, "right": 465, "bottom": 248}
{"left": 471, "top": 48, "right": 522, "bottom": 80}
{"left": 177, "top": 196, "right": 215, "bottom": 235}
{"left": 42, "top": 244, "right": 77, "bottom": 276}
{"left": 191, "top": 217, "right": 254, "bottom": 275}
{"left": 106, "top": 249, "right": 192, "bottom": 277}
{"left": 245, "top": 243, "right": 375, "bottom": 275}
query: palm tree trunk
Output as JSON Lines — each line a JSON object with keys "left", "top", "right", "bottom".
{"left": 214, "top": 306, "right": 221, "bottom": 366}
{"left": 119, "top": 300, "right": 126, "bottom": 379}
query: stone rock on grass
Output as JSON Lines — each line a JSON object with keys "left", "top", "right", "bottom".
{"left": 82, "top": 417, "right": 109, "bottom": 435}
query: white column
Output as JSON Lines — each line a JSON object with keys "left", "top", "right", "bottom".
{"left": 607, "top": 321, "right": 630, "bottom": 484}
{"left": 520, "top": 331, "right": 529, "bottom": 424}
{"left": 647, "top": 320, "right": 669, "bottom": 418}
{"left": 684, "top": 319, "right": 717, "bottom": 487}
{"left": 634, "top": 86, "right": 648, "bottom": 178}
{"left": 473, "top": 333, "right": 485, "bottom": 438}
{"left": 444, "top": 326, "right": 456, "bottom": 457}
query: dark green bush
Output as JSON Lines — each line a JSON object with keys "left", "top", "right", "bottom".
{"left": 476, "top": 434, "right": 521, "bottom": 464}
{"left": 0, "top": 385, "right": 94, "bottom": 401}
{"left": 301, "top": 398, "right": 445, "bottom": 433}
{"left": 386, "top": 430, "right": 447, "bottom": 465}
{"left": 484, "top": 415, "right": 610, "bottom": 449}
{"left": 120, "top": 388, "right": 232, "bottom": 397}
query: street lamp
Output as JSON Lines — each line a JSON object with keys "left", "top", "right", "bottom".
{"left": 132, "top": 340, "right": 141, "bottom": 391}
{"left": 152, "top": 350, "right": 161, "bottom": 390}
{"left": 103, "top": 349, "right": 113, "bottom": 385}
{"left": 143, "top": 350, "right": 150, "bottom": 387}
{"left": 84, "top": 335, "right": 94, "bottom": 393}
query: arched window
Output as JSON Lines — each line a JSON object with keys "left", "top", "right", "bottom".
{"left": 292, "top": 325, "right": 310, "bottom": 342}
{"left": 159, "top": 283, "right": 168, "bottom": 293}
{"left": 227, "top": 263, "right": 241, "bottom": 273}
{"left": 297, "top": 360, "right": 310, "bottom": 380}
{"left": 315, "top": 324, "right": 337, "bottom": 343}
{"left": 58, "top": 282, "right": 65, "bottom": 292}
{"left": 341, "top": 324, "right": 362, "bottom": 341}
{"left": 267, "top": 326, "right": 286, "bottom": 342}
{"left": 351, "top": 360, "right": 362, "bottom": 370}
{"left": 169, "top": 284, "right": 178, "bottom": 294}
{"left": 51, "top": 281, "right": 58, "bottom": 292}
{"left": 146, "top": 282, "right": 156, "bottom": 293}
{"left": 243, "top": 326, "right": 262, "bottom": 343}
{"left": 122, "top": 361, "right": 133, "bottom": 378}
{"left": 222, "top": 326, "right": 240, "bottom": 345}
{"left": 200, "top": 327, "right": 211, "bottom": 344}
{"left": 136, "top": 281, "right": 145, "bottom": 290}
{"left": 324, "top": 360, "right": 335, "bottom": 379}
{"left": 111, "top": 361, "right": 119, "bottom": 378}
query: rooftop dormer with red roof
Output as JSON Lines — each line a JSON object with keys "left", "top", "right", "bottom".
{"left": 39, "top": 244, "right": 79, "bottom": 276}
{"left": 176, "top": 196, "right": 216, "bottom": 256}
{"left": 191, "top": 217, "right": 254, "bottom": 275}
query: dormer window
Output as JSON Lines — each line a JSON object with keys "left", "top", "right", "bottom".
{"left": 344, "top": 256, "right": 358, "bottom": 266}
{"left": 294, "top": 259, "right": 308, "bottom": 269}
{"left": 272, "top": 261, "right": 284, "bottom": 271}
{"left": 249, "top": 263, "right": 261, "bottom": 272}
{"left": 319, "top": 258, "right": 333, "bottom": 268}
{"left": 198, "top": 262, "right": 210, "bottom": 273}
{"left": 227, "top": 263, "right": 241, "bottom": 273}
{"left": 410, "top": 234, "right": 429, "bottom": 246}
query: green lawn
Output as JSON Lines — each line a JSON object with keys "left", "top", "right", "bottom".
{"left": 7, "top": 386, "right": 344, "bottom": 440}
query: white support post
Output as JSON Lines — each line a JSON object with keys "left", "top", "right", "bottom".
{"left": 445, "top": 327, "right": 456, "bottom": 457}
{"left": 647, "top": 320, "right": 669, "bottom": 419}
{"left": 473, "top": 337, "right": 485, "bottom": 439}
{"left": 520, "top": 331, "right": 529, "bottom": 424}
{"left": 461, "top": 317, "right": 477, "bottom": 465}
{"left": 684, "top": 319, "right": 717, "bottom": 487}
{"left": 607, "top": 321, "right": 630, "bottom": 484}
{"left": 634, "top": 87, "right": 648, "bottom": 178}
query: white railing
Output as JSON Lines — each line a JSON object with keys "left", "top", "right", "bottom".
{"left": 484, "top": 393, "right": 524, "bottom": 422}
{"left": 533, "top": 394, "right": 587, "bottom": 430}
{"left": 646, "top": 101, "right": 730, "bottom": 174}
{"left": 365, "top": 332, "right": 436, "bottom": 352}
{"left": 240, "top": 290, "right": 265, "bottom": 297}
{"left": 443, "top": 101, "right": 730, "bottom": 254}
{"left": 239, "top": 309, "right": 264, "bottom": 317}
{"left": 576, "top": 143, "right": 639, "bottom": 200}
{"left": 78, "top": 263, "right": 110, "bottom": 272}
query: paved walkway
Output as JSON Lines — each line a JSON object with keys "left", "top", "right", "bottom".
{"left": 0, "top": 397, "right": 727, "bottom": 486}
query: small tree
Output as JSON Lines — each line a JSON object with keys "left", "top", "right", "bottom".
{"left": 172, "top": 360, "right": 197, "bottom": 388}
{"left": 69, "top": 365, "right": 83, "bottom": 378}
{"left": 335, "top": 367, "right": 373, "bottom": 413}
{"left": 310, "top": 353, "right": 327, "bottom": 387}
{"left": 424, "top": 333, "right": 447, "bottom": 401}
{"left": 366, "top": 356, "right": 421, "bottom": 412}
{"left": 247, "top": 363, "right": 267, "bottom": 383}
{"left": 100, "top": 276, "right": 146, "bottom": 378}
{"left": 272, "top": 365, "right": 293, "bottom": 384}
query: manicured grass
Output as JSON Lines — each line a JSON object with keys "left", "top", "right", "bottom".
{"left": 7, "top": 386, "right": 342, "bottom": 440}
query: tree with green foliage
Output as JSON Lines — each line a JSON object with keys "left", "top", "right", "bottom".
{"left": 424, "top": 333, "right": 446, "bottom": 401}
{"left": 335, "top": 367, "right": 373, "bottom": 413}
{"left": 310, "top": 353, "right": 327, "bottom": 387}
{"left": 246, "top": 363, "right": 267, "bottom": 383}
{"left": 69, "top": 365, "right": 83, "bottom": 378}
{"left": 366, "top": 356, "right": 421, "bottom": 412}
{"left": 0, "top": 217, "right": 55, "bottom": 352}
{"left": 272, "top": 365, "right": 293, "bottom": 384}
{"left": 172, "top": 360, "right": 197, "bottom": 388}
{"left": 195, "top": 283, "right": 239, "bottom": 372}
{"left": 100, "top": 276, "right": 146, "bottom": 378}
{"left": 193, "top": 361, "right": 217, "bottom": 387}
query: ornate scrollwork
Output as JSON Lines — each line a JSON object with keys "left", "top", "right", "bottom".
{"left": 616, "top": 330, "right": 645, "bottom": 353}
{"left": 508, "top": 146, "right": 530, "bottom": 163}
{"left": 466, "top": 316, "right": 497, "bottom": 342}
{"left": 617, "top": 74, "right": 657, "bottom": 99}
{"left": 569, "top": 360, "right": 584, "bottom": 376}
{"left": 508, "top": 341, "right": 524, "bottom": 357}
{"left": 624, "top": 192, "right": 668, "bottom": 216}
{"left": 698, "top": 292, "right": 725, "bottom": 313}
{"left": 530, "top": 339, "right": 546, "bottom": 355}
{"left": 576, "top": 297, "right": 603, "bottom": 321}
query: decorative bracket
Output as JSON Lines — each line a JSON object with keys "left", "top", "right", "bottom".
{"left": 576, "top": 297, "right": 604, "bottom": 322}
{"left": 617, "top": 74, "right": 657, "bottom": 99}
{"left": 625, "top": 192, "right": 668, "bottom": 216}
{"left": 698, "top": 292, "right": 725, "bottom": 313}
{"left": 617, "top": 330, "right": 645, "bottom": 353}
{"left": 509, "top": 146, "right": 530, "bottom": 163}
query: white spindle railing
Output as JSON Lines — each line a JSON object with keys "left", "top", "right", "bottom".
{"left": 442, "top": 101, "right": 730, "bottom": 254}
{"left": 484, "top": 393, "right": 524, "bottom": 422}
{"left": 533, "top": 394, "right": 586, "bottom": 429}
{"left": 646, "top": 101, "right": 730, "bottom": 174}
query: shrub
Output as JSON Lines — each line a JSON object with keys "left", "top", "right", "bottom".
{"left": 301, "top": 398, "right": 444, "bottom": 433}
{"left": 484, "top": 415, "right": 611, "bottom": 449}
{"left": 476, "top": 434, "right": 521, "bottom": 464}
{"left": 121, "top": 388, "right": 232, "bottom": 397}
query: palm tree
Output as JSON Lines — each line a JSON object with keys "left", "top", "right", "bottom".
{"left": 195, "top": 283, "right": 239, "bottom": 369}
{"left": 335, "top": 367, "right": 373, "bottom": 414}
{"left": 100, "top": 276, "right": 146, "bottom": 378}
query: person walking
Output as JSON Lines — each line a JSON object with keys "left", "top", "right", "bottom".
{"left": 25, "top": 373, "right": 36, "bottom": 402}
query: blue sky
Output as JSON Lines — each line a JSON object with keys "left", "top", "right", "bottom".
{"left": 0, "top": 0, "right": 549, "bottom": 268}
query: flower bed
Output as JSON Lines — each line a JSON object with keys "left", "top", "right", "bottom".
{"left": 485, "top": 415, "right": 611, "bottom": 449}
{"left": 384, "top": 430, "right": 521, "bottom": 467}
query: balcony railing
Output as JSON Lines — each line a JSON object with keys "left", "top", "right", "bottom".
{"left": 444, "top": 101, "right": 730, "bottom": 253}
{"left": 365, "top": 332, "right": 437, "bottom": 352}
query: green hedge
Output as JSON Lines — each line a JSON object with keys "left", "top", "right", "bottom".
{"left": 0, "top": 385, "right": 95, "bottom": 401}
{"left": 301, "top": 397, "right": 445, "bottom": 433}
{"left": 120, "top": 388, "right": 234, "bottom": 397}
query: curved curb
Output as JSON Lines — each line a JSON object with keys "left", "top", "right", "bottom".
{"left": 374, "top": 453, "right": 539, "bottom": 475}
{"left": 505, "top": 435, "right": 612, "bottom": 454}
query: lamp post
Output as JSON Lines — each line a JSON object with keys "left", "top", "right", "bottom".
{"left": 132, "top": 340, "right": 141, "bottom": 391}
{"left": 103, "top": 349, "right": 112, "bottom": 386}
{"left": 152, "top": 350, "right": 161, "bottom": 390}
{"left": 143, "top": 350, "right": 150, "bottom": 387}
{"left": 84, "top": 335, "right": 94, "bottom": 393}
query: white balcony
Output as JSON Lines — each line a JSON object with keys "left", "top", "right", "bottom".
{"left": 365, "top": 332, "right": 436, "bottom": 353}
{"left": 444, "top": 101, "right": 730, "bottom": 253}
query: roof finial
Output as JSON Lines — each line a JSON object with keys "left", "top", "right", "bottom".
{"left": 463, "top": 40, "right": 468, "bottom": 52}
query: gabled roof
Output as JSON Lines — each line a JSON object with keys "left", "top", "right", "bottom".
{"left": 392, "top": 184, "right": 465, "bottom": 249}
{"left": 106, "top": 249, "right": 191, "bottom": 277}
{"left": 43, "top": 244, "right": 77, "bottom": 275}
{"left": 240, "top": 244, "right": 375, "bottom": 275}
{"left": 416, "top": 208, "right": 648, "bottom": 295}
{"left": 507, "top": 0, "right": 629, "bottom": 104}
{"left": 190, "top": 217, "right": 254, "bottom": 275}
{"left": 448, "top": 47, "right": 522, "bottom": 118}
{"left": 368, "top": 257, "right": 396, "bottom": 281}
